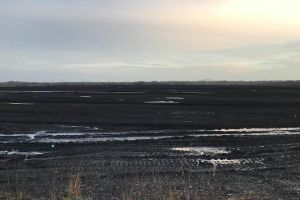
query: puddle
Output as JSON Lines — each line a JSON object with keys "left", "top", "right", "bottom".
{"left": 172, "top": 92, "right": 213, "bottom": 94}
{"left": 2, "top": 127, "right": 300, "bottom": 144}
{"left": 191, "top": 127, "right": 300, "bottom": 137}
{"left": 6, "top": 103, "right": 34, "bottom": 105}
{"left": 1, "top": 130, "right": 180, "bottom": 143}
{"left": 144, "top": 101, "right": 179, "bottom": 104}
{"left": 172, "top": 147, "right": 230, "bottom": 155}
{"left": 198, "top": 158, "right": 264, "bottom": 166}
{"left": 36, "top": 131, "right": 87, "bottom": 137}
{"left": 210, "top": 127, "right": 300, "bottom": 133}
{"left": 0, "top": 129, "right": 169, "bottom": 142}
{"left": 0, "top": 132, "right": 94, "bottom": 140}
{"left": 110, "top": 92, "right": 146, "bottom": 94}
{"left": 164, "top": 97, "right": 185, "bottom": 100}
{"left": 199, "top": 159, "right": 242, "bottom": 165}
{"left": 0, "top": 133, "right": 36, "bottom": 140}
{"left": 58, "top": 125, "right": 99, "bottom": 130}
{"left": 38, "top": 135, "right": 174, "bottom": 143}
{"left": 1, "top": 90, "right": 108, "bottom": 94}
{"left": 0, "top": 151, "right": 44, "bottom": 156}
{"left": 1, "top": 90, "right": 75, "bottom": 93}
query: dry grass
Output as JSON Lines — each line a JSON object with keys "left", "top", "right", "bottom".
{"left": 0, "top": 189, "right": 29, "bottom": 200}
{"left": 0, "top": 169, "right": 30, "bottom": 200}
{"left": 66, "top": 173, "right": 82, "bottom": 200}
{"left": 118, "top": 169, "right": 220, "bottom": 200}
{"left": 0, "top": 167, "right": 272, "bottom": 200}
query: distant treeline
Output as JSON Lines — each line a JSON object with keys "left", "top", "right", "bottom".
{"left": 1, "top": 80, "right": 300, "bottom": 87}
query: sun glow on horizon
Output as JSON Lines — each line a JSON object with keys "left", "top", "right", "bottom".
{"left": 214, "top": 0, "right": 300, "bottom": 26}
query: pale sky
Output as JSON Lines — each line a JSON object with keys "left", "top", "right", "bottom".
{"left": 1, "top": 0, "right": 300, "bottom": 81}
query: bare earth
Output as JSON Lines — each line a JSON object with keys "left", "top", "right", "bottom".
{"left": 0, "top": 82, "right": 300, "bottom": 199}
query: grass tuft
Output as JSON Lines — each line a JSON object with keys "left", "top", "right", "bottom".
{"left": 66, "top": 173, "right": 81, "bottom": 200}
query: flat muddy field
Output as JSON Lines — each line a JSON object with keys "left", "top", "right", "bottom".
{"left": 0, "top": 83, "right": 300, "bottom": 199}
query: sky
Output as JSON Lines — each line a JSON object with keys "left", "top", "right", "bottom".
{"left": 1, "top": 0, "right": 300, "bottom": 82}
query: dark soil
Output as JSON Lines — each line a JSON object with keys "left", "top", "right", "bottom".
{"left": 0, "top": 83, "right": 300, "bottom": 199}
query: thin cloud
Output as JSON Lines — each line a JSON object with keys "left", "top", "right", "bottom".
{"left": 1, "top": 0, "right": 300, "bottom": 81}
